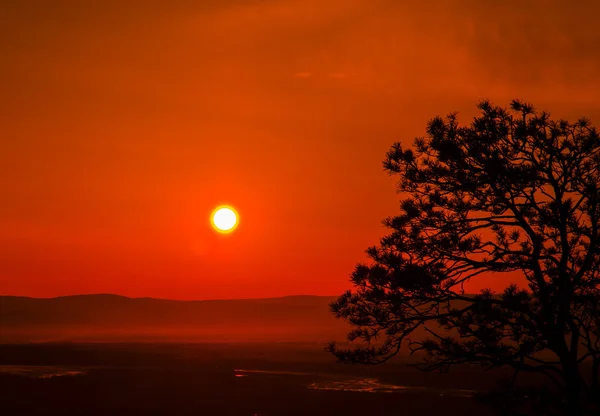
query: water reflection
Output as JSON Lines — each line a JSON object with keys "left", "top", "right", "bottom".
{"left": 308, "top": 378, "right": 422, "bottom": 393}
{"left": 234, "top": 369, "right": 477, "bottom": 397}
{"left": 0, "top": 365, "right": 86, "bottom": 378}
{"left": 309, "top": 379, "right": 476, "bottom": 397}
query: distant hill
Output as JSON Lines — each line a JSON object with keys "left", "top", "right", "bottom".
{"left": 0, "top": 294, "right": 349, "bottom": 343}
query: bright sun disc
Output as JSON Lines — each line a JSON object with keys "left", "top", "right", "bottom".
{"left": 211, "top": 206, "right": 238, "bottom": 233}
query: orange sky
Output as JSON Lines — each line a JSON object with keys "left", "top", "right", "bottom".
{"left": 1, "top": 0, "right": 600, "bottom": 299}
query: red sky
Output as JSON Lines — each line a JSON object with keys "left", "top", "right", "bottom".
{"left": 1, "top": 0, "right": 600, "bottom": 299}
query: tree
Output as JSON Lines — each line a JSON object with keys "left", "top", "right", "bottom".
{"left": 328, "top": 100, "right": 600, "bottom": 415}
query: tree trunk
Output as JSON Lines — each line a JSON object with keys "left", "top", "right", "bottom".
{"left": 591, "top": 356, "right": 600, "bottom": 408}
{"left": 562, "top": 358, "right": 583, "bottom": 416}
{"left": 592, "top": 356, "right": 599, "bottom": 391}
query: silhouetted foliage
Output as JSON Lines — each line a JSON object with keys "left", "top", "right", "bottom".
{"left": 328, "top": 100, "right": 600, "bottom": 415}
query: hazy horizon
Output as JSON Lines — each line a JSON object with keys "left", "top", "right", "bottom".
{"left": 0, "top": 292, "right": 339, "bottom": 301}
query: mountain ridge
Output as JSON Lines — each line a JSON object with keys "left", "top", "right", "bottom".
{"left": 0, "top": 293, "right": 346, "bottom": 343}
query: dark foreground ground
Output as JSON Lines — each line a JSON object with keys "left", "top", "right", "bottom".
{"left": 0, "top": 342, "right": 512, "bottom": 415}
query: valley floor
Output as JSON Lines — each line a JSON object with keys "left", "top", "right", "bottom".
{"left": 0, "top": 343, "right": 504, "bottom": 415}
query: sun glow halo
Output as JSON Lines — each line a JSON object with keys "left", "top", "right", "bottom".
{"left": 211, "top": 206, "right": 238, "bottom": 233}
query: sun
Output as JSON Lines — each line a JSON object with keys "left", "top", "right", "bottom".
{"left": 211, "top": 206, "right": 238, "bottom": 233}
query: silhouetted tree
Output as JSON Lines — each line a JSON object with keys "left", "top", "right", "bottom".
{"left": 328, "top": 100, "right": 600, "bottom": 415}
